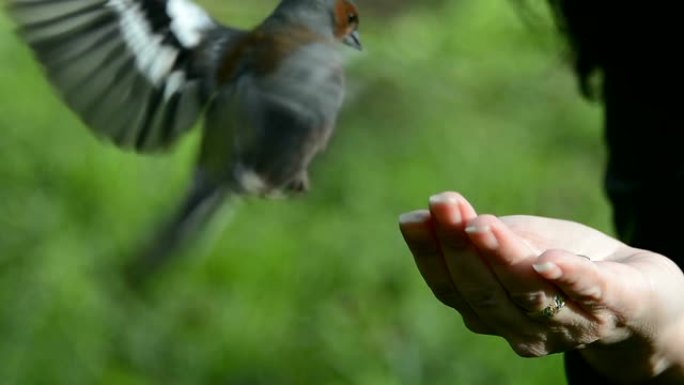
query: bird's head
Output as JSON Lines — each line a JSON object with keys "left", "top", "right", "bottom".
{"left": 275, "top": 0, "right": 362, "bottom": 50}
{"left": 332, "top": 0, "right": 361, "bottom": 50}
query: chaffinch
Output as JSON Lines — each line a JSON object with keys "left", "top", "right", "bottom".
{"left": 9, "top": 0, "right": 361, "bottom": 280}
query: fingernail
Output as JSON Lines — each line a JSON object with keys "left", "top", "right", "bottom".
{"left": 429, "top": 193, "right": 462, "bottom": 224}
{"left": 465, "top": 225, "right": 498, "bottom": 249}
{"left": 429, "top": 192, "right": 459, "bottom": 205}
{"left": 399, "top": 210, "right": 430, "bottom": 224}
{"left": 533, "top": 262, "right": 562, "bottom": 279}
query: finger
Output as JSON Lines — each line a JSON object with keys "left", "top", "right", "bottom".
{"left": 400, "top": 205, "right": 495, "bottom": 333}
{"left": 533, "top": 249, "right": 655, "bottom": 335}
{"left": 399, "top": 210, "right": 461, "bottom": 307}
{"left": 427, "top": 194, "right": 530, "bottom": 330}
{"left": 464, "top": 215, "right": 558, "bottom": 312}
{"left": 533, "top": 249, "right": 615, "bottom": 311}
{"left": 427, "top": 191, "right": 477, "bottom": 246}
{"left": 425, "top": 193, "right": 498, "bottom": 331}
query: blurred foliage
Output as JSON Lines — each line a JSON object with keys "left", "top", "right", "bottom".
{"left": 0, "top": 0, "right": 608, "bottom": 384}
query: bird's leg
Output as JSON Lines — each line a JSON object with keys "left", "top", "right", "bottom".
{"left": 286, "top": 171, "right": 310, "bottom": 193}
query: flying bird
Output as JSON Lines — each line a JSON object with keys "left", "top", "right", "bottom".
{"left": 8, "top": 0, "right": 361, "bottom": 282}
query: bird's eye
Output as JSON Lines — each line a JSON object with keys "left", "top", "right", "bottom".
{"left": 347, "top": 13, "right": 358, "bottom": 25}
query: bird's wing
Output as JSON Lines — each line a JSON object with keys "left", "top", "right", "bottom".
{"left": 8, "top": 0, "right": 245, "bottom": 152}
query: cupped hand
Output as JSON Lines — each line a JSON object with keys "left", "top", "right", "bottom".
{"left": 399, "top": 192, "right": 684, "bottom": 382}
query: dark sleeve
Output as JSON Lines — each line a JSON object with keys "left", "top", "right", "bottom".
{"left": 564, "top": 350, "right": 613, "bottom": 384}
{"left": 566, "top": 60, "right": 684, "bottom": 385}
{"left": 557, "top": 3, "right": 684, "bottom": 384}
{"left": 603, "top": 57, "right": 684, "bottom": 271}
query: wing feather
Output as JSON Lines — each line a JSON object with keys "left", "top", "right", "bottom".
{"left": 9, "top": 0, "right": 245, "bottom": 151}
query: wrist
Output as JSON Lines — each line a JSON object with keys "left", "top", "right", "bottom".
{"left": 579, "top": 251, "right": 684, "bottom": 383}
{"left": 578, "top": 336, "right": 668, "bottom": 383}
{"left": 577, "top": 318, "right": 684, "bottom": 384}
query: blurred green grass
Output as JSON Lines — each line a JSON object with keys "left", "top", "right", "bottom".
{"left": 0, "top": 0, "right": 609, "bottom": 384}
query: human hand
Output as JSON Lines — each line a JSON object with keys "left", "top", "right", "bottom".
{"left": 399, "top": 192, "right": 684, "bottom": 383}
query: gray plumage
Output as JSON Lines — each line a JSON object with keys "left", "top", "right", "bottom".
{"left": 8, "top": 0, "right": 361, "bottom": 283}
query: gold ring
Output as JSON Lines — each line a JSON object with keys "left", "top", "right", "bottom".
{"left": 527, "top": 295, "right": 566, "bottom": 320}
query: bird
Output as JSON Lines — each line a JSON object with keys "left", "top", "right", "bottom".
{"left": 7, "top": 0, "right": 362, "bottom": 282}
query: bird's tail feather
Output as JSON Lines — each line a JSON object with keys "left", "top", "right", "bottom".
{"left": 126, "top": 175, "right": 230, "bottom": 286}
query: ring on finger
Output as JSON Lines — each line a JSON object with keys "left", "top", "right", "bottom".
{"left": 526, "top": 294, "right": 566, "bottom": 320}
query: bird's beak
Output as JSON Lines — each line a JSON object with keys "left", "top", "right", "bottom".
{"left": 343, "top": 31, "right": 362, "bottom": 51}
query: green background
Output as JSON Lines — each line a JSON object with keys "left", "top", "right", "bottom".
{"left": 0, "top": 0, "right": 610, "bottom": 384}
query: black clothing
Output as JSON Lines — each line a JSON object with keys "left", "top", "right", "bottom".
{"left": 561, "top": 3, "right": 683, "bottom": 383}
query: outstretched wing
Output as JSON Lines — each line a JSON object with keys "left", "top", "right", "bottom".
{"left": 8, "top": 0, "right": 245, "bottom": 151}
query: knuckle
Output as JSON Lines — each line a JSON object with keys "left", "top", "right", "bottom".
{"left": 508, "top": 340, "right": 548, "bottom": 358}
{"left": 576, "top": 284, "right": 604, "bottom": 305}
{"left": 509, "top": 291, "right": 546, "bottom": 312}
{"left": 551, "top": 327, "right": 600, "bottom": 350}
{"left": 561, "top": 274, "right": 605, "bottom": 306}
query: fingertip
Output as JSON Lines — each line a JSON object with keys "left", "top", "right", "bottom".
{"left": 428, "top": 191, "right": 463, "bottom": 206}
{"left": 458, "top": 197, "right": 478, "bottom": 222}
{"left": 535, "top": 249, "right": 604, "bottom": 305}
{"left": 534, "top": 249, "right": 577, "bottom": 276}
{"left": 428, "top": 192, "right": 464, "bottom": 226}
{"left": 464, "top": 224, "right": 490, "bottom": 235}
{"left": 466, "top": 214, "right": 499, "bottom": 227}
{"left": 533, "top": 249, "right": 578, "bottom": 278}
{"left": 536, "top": 249, "right": 592, "bottom": 270}
{"left": 399, "top": 209, "right": 431, "bottom": 226}
{"left": 399, "top": 210, "right": 434, "bottom": 245}
{"left": 464, "top": 214, "right": 498, "bottom": 234}
{"left": 532, "top": 261, "right": 563, "bottom": 280}
{"left": 464, "top": 215, "right": 500, "bottom": 250}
